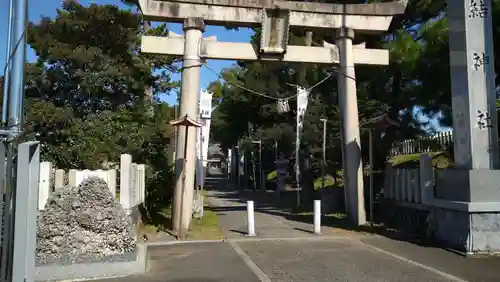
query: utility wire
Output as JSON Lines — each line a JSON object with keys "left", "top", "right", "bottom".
{"left": 166, "top": 32, "right": 358, "bottom": 102}
{"left": 201, "top": 60, "right": 336, "bottom": 101}
{"left": 202, "top": 63, "right": 282, "bottom": 100}
{"left": 2, "top": 27, "right": 26, "bottom": 76}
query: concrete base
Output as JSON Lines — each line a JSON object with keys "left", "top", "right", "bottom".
{"left": 433, "top": 169, "right": 500, "bottom": 253}
{"left": 35, "top": 244, "right": 147, "bottom": 281}
{"left": 434, "top": 209, "right": 500, "bottom": 254}
{"left": 435, "top": 169, "right": 500, "bottom": 202}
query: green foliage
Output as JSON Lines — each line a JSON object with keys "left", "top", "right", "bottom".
{"left": 208, "top": 0, "right": 500, "bottom": 187}
{"left": 8, "top": 2, "right": 178, "bottom": 220}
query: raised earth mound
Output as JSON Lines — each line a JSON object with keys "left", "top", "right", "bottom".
{"left": 36, "top": 177, "right": 136, "bottom": 265}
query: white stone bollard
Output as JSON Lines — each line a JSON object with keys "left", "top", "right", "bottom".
{"left": 247, "top": 200, "right": 256, "bottom": 236}
{"left": 314, "top": 200, "right": 322, "bottom": 235}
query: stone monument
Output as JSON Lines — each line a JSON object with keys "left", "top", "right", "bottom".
{"left": 434, "top": 0, "right": 500, "bottom": 254}
{"left": 36, "top": 177, "right": 136, "bottom": 265}
{"left": 275, "top": 153, "right": 289, "bottom": 193}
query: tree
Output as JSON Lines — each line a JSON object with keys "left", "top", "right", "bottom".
{"left": 208, "top": 0, "right": 456, "bottom": 196}
{"left": 15, "top": 2, "right": 179, "bottom": 220}
{"left": 24, "top": 1, "right": 175, "bottom": 166}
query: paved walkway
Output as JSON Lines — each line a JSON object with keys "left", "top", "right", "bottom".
{"left": 205, "top": 178, "right": 358, "bottom": 239}
{"left": 94, "top": 177, "right": 500, "bottom": 282}
{"left": 97, "top": 236, "right": 500, "bottom": 282}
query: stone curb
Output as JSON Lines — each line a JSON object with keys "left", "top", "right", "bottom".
{"left": 35, "top": 245, "right": 147, "bottom": 282}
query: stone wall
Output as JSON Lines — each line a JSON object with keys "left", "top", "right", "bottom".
{"left": 37, "top": 178, "right": 136, "bottom": 265}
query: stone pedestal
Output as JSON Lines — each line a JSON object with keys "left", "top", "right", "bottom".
{"left": 433, "top": 170, "right": 500, "bottom": 253}
{"left": 435, "top": 169, "right": 500, "bottom": 202}
{"left": 433, "top": 208, "right": 500, "bottom": 254}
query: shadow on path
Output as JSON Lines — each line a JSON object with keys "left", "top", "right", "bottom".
{"left": 205, "top": 177, "right": 451, "bottom": 245}
{"left": 204, "top": 176, "right": 500, "bottom": 282}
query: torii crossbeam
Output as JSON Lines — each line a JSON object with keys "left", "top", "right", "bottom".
{"left": 138, "top": 0, "right": 407, "bottom": 233}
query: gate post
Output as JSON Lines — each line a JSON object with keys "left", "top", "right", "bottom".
{"left": 336, "top": 27, "right": 366, "bottom": 226}
{"left": 12, "top": 141, "right": 40, "bottom": 282}
{"left": 173, "top": 17, "right": 206, "bottom": 237}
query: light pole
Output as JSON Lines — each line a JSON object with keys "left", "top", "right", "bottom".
{"left": 235, "top": 145, "right": 240, "bottom": 188}
{"left": 320, "top": 119, "right": 327, "bottom": 191}
{"left": 274, "top": 140, "right": 278, "bottom": 161}
{"left": 252, "top": 140, "right": 263, "bottom": 191}
{"left": 197, "top": 119, "right": 206, "bottom": 219}
{"left": 360, "top": 114, "right": 398, "bottom": 227}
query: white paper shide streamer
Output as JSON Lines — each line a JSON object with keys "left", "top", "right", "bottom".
{"left": 277, "top": 99, "right": 290, "bottom": 113}
{"left": 295, "top": 86, "right": 310, "bottom": 191}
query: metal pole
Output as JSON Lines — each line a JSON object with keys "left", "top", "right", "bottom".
{"left": 172, "top": 18, "right": 205, "bottom": 235}
{"left": 244, "top": 149, "right": 248, "bottom": 190}
{"left": 198, "top": 119, "right": 205, "bottom": 218}
{"left": 259, "top": 141, "right": 264, "bottom": 191}
{"left": 236, "top": 145, "right": 240, "bottom": 188}
{"left": 2, "top": 0, "right": 15, "bottom": 125}
{"left": 369, "top": 129, "right": 374, "bottom": 227}
{"left": 8, "top": 0, "right": 28, "bottom": 134}
{"left": 321, "top": 119, "right": 327, "bottom": 190}
{"left": 274, "top": 140, "right": 278, "bottom": 161}
{"left": 252, "top": 148, "right": 257, "bottom": 191}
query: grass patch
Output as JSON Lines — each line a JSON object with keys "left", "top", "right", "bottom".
{"left": 295, "top": 211, "right": 346, "bottom": 219}
{"left": 267, "top": 170, "right": 277, "bottom": 180}
{"left": 313, "top": 175, "right": 339, "bottom": 190}
{"left": 137, "top": 206, "right": 172, "bottom": 237}
{"left": 138, "top": 192, "right": 223, "bottom": 241}
{"left": 388, "top": 151, "right": 453, "bottom": 169}
{"left": 188, "top": 206, "right": 223, "bottom": 240}
{"left": 188, "top": 190, "right": 224, "bottom": 240}
{"left": 269, "top": 170, "right": 343, "bottom": 190}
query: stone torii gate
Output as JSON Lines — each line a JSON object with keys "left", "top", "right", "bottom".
{"left": 138, "top": 0, "right": 407, "bottom": 234}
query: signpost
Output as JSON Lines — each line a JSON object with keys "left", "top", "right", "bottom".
{"left": 139, "top": 0, "right": 408, "bottom": 226}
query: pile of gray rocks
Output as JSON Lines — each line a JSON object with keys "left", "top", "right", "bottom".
{"left": 36, "top": 177, "right": 136, "bottom": 265}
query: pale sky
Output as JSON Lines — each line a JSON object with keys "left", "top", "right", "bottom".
{"left": 0, "top": 0, "right": 447, "bottom": 131}
{"left": 0, "top": 0, "right": 253, "bottom": 106}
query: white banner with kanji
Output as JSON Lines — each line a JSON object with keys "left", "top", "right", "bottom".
{"left": 196, "top": 91, "right": 213, "bottom": 186}
{"left": 295, "top": 86, "right": 310, "bottom": 188}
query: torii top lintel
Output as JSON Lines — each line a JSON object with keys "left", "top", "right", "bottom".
{"left": 138, "top": 0, "right": 408, "bottom": 33}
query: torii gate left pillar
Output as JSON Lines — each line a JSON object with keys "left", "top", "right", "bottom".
{"left": 171, "top": 18, "right": 205, "bottom": 238}
{"left": 139, "top": 0, "right": 407, "bottom": 229}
